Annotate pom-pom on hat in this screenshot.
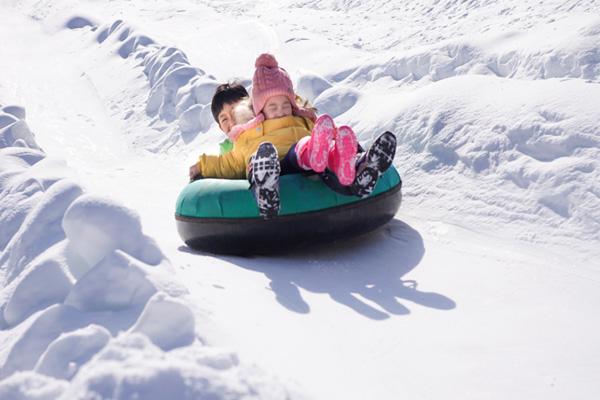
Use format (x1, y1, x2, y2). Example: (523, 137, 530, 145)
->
(251, 53, 297, 115)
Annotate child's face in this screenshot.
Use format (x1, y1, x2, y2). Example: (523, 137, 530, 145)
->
(217, 102, 237, 133)
(263, 95, 293, 120)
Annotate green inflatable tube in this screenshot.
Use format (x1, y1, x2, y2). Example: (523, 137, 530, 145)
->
(175, 167, 402, 254)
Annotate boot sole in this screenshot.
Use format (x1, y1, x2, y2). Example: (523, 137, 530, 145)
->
(335, 126, 358, 186)
(353, 132, 397, 198)
(309, 115, 335, 173)
(251, 143, 281, 218)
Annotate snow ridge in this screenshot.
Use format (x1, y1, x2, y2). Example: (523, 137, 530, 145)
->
(386, 76, 600, 246)
(0, 107, 293, 399)
(0, 106, 39, 150)
(82, 19, 219, 142)
(300, 15, 600, 251)
(334, 15, 600, 87)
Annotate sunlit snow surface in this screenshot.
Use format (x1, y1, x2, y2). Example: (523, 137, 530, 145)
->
(1, 1, 599, 399)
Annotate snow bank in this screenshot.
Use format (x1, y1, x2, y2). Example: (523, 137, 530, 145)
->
(333, 14, 600, 87)
(34, 325, 111, 380)
(0, 371, 67, 400)
(129, 293, 195, 351)
(78, 19, 219, 138)
(295, 72, 332, 103)
(287, 13, 600, 253)
(0, 105, 39, 150)
(0, 107, 292, 398)
(335, 75, 600, 251)
(61, 334, 292, 400)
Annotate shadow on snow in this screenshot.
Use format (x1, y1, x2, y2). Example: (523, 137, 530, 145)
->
(180, 219, 455, 320)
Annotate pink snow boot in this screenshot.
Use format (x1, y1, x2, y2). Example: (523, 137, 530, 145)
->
(300, 114, 336, 173)
(329, 125, 358, 186)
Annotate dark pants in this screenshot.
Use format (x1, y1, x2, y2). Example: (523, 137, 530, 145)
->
(280, 143, 364, 197)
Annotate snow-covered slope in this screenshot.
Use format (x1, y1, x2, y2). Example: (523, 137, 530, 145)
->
(0, 106, 292, 399)
(1, 1, 599, 399)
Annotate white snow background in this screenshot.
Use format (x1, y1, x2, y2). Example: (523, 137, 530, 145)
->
(1, 0, 599, 399)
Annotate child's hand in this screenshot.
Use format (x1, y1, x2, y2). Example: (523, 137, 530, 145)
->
(189, 163, 202, 182)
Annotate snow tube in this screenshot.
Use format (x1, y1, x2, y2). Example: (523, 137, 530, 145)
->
(175, 167, 402, 254)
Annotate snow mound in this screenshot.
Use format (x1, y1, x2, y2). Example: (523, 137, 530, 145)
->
(0, 105, 290, 398)
(63, 250, 158, 312)
(336, 15, 600, 87)
(1, 179, 83, 286)
(0, 106, 39, 149)
(129, 292, 195, 351)
(1, 105, 26, 120)
(287, 11, 600, 254)
(62, 194, 164, 278)
(34, 325, 111, 380)
(313, 86, 359, 118)
(60, 334, 292, 400)
(64, 16, 97, 30)
(341, 74, 600, 250)
(0, 371, 67, 400)
(2, 250, 74, 327)
(90, 20, 219, 139)
(295, 72, 332, 103)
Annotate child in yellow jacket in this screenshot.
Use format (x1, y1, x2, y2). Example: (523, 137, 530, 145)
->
(192, 53, 396, 218)
(195, 54, 321, 179)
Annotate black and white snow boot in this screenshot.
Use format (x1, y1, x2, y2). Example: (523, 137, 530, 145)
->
(249, 142, 281, 219)
(351, 131, 397, 198)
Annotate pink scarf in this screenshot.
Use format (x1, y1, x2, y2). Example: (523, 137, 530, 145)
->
(227, 106, 318, 142)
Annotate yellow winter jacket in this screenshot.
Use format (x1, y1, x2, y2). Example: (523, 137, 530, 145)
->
(198, 116, 314, 179)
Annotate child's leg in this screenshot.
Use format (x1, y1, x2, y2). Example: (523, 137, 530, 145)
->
(283, 136, 311, 174)
(248, 142, 281, 218)
(351, 131, 397, 198)
(296, 114, 335, 173)
(317, 142, 366, 196)
(328, 125, 358, 186)
(319, 169, 355, 196)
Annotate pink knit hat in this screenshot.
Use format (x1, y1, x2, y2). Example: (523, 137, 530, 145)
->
(227, 53, 317, 141)
(251, 53, 297, 115)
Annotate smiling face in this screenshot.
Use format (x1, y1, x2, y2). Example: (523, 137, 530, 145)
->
(262, 95, 293, 120)
(217, 102, 237, 134)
